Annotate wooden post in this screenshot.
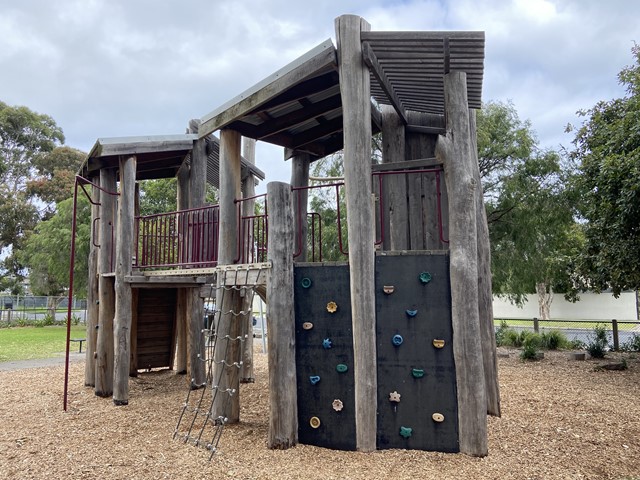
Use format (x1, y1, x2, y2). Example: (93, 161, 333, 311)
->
(435, 71, 487, 456)
(114, 155, 136, 405)
(175, 162, 190, 374)
(335, 14, 377, 452)
(212, 128, 242, 421)
(533, 317, 540, 333)
(612, 319, 619, 351)
(85, 181, 100, 387)
(380, 105, 407, 251)
(95, 167, 117, 398)
(469, 109, 500, 417)
(290, 152, 311, 261)
(266, 181, 297, 449)
(187, 134, 207, 387)
(129, 288, 138, 376)
(241, 137, 257, 383)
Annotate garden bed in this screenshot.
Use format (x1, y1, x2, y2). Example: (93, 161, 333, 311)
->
(0, 348, 638, 479)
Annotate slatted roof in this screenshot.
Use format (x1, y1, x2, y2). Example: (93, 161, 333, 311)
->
(80, 134, 264, 188)
(198, 30, 484, 159)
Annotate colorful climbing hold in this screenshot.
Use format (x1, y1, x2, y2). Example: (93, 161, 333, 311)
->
(332, 399, 344, 412)
(301, 277, 312, 288)
(383, 285, 395, 294)
(419, 272, 432, 284)
(309, 375, 321, 385)
(432, 413, 445, 423)
(405, 309, 418, 317)
(389, 391, 401, 403)
(392, 334, 404, 346)
(411, 368, 425, 378)
(302, 322, 313, 330)
(322, 338, 333, 349)
(432, 339, 445, 349)
(310, 416, 321, 428)
(399, 426, 413, 439)
(326, 301, 338, 313)
(336, 363, 348, 373)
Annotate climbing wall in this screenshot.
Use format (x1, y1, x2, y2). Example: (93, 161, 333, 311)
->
(294, 264, 356, 451)
(375, 252, 459, 452)
(294, 253, 458, 452)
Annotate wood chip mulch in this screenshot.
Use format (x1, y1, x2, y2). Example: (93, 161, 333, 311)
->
(0, 348, 639, 480)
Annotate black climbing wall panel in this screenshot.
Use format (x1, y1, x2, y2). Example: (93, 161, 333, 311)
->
(294, 264, 356, 451)
(375, 253, 459, 452)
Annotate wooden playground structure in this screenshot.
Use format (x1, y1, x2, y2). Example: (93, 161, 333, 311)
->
(71, 14, 499, 457)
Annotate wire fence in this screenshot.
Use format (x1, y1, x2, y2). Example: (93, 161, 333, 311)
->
(495, 317, 640, 350)
(0, 295, 87, 326)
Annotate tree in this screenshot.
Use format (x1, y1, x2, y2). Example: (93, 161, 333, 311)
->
(0, 102, 67, 291)
(19, 195, 91, 298)
(570, 45, 640, 298)
(26, 146, 85, 209)
(477, 101, 581, 319)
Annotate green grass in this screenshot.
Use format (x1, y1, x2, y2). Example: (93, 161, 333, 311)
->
(0, 325, 86, 362)
(494, 319, 639, 331)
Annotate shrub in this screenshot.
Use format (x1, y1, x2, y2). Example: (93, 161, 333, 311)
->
(586, 324, 609, 358)
(33, 319, 46, 328)
(569, 339, 586, 350)
(520, 335, 542, 361)
(71, 314, 81, 326)
(621, 333, 640, 352)
(541, 330, 569, 350)
(42, 313, 56, 326)
(16, 318, 27, 327)
(495, 320, 511, 345)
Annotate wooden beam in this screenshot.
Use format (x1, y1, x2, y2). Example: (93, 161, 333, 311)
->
(335, 13, 377, 453)
(113, 155, 136, 405)
(406, 124, 446, 135)
(436, 71, 487, 456)
(372, 157, 441, 172)
(291, 153, 311, 262)
(266, 181, 297, 449)
(362, 41, 408, 125)
(200, 40, 337, 137)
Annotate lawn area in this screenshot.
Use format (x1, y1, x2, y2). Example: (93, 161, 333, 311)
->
(0, 325, 86, 362)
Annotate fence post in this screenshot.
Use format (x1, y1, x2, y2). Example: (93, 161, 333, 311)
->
(533, 317, 539, 334)
(612, 319, 619, 351)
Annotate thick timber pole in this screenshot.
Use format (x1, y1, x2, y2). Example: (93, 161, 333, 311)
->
(84, 181, 100, 386)
(266, 181, 297, 449)
(241, 137, 257, 383)
(290, 152, 311, 261)
(335, 14, 377, 452)
(212, 128, 242, 422)
(95, 168, 117, 397)
(469, 109, 501, 417)
(175, 162, 190, 375)
(380, 105, 407, 251)
(435, 71, 487, 456)
(113, 155, 136, 405)
(188, 134, 207, 387)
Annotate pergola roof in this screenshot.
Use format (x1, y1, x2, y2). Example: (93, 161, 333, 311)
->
(199, 31, 484, 159)
(80, 134, 264, 188)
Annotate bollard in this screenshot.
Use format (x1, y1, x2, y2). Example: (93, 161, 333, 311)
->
(533, 317, 539, 334)
(612, 319, 619, 351)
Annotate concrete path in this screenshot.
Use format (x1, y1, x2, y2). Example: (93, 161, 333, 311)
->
(0, 352, 84, 372)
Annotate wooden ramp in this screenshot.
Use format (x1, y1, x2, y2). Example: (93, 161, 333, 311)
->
(136, 288, 177, 370)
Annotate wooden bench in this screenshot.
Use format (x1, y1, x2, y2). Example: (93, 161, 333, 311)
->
(70, 338, 86, 353)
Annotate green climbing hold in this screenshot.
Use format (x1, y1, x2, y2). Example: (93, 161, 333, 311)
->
(399, 426, 413, 439)
(301, 277, 312, 288)
(411, 368, 425, 378)
(419, 272, 432, 284)
(336, 363, 348, 373)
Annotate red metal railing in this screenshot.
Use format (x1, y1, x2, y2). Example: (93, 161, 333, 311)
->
(134, 204, 220, 269)
(234, 194, 268, 264)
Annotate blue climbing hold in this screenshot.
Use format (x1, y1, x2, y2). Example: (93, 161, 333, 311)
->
(322, 338, 333, 349)
(399, 426, 413, 439)
(419, 272, 432, 284)
(406, 309, 418, 317)
(309, 375, 321, 385)
(301, 277, 312, 288)
(392, 334, 404, 346)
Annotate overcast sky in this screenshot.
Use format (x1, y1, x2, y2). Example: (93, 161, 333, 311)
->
(1, 0, 639, 187)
